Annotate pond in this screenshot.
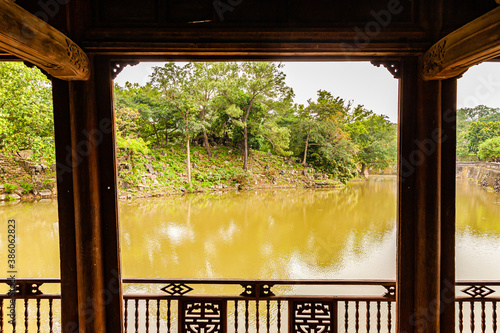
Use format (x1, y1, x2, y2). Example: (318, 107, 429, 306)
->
(1, 177, 499, 280)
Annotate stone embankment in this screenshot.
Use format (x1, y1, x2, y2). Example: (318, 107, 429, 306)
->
(457, 162, 500, 192)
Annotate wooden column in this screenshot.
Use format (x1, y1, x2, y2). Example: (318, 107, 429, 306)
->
(52, 56, 123, 333)
(52, 78, 79, 332)
(440, 78, 457, 332)
(397, 56, 456, 333)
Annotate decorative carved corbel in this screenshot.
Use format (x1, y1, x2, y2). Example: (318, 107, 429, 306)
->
(111, 61, 140, 80)
(371, 60, 401, 79)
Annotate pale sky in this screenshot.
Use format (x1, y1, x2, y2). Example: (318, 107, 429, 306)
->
(115, 61, 500, 123)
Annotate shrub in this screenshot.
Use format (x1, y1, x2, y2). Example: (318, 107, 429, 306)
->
(478, 136, 500, 161)
(4, 184, 18, 194)
(19, 181, 34, 194)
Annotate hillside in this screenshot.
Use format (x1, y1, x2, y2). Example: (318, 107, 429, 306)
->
(0, 146, 343, 202)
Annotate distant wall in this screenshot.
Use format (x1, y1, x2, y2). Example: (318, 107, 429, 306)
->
(457, 162, 500, 192)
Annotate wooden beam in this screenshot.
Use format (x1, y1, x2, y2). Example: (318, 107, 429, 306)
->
(0, 0, 90, 80)
(422, 6, 500, 80)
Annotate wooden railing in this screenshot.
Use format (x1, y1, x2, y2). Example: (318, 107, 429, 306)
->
(0, 279, 499, 332)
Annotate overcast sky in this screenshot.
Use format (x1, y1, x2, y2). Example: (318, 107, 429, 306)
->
(115, 62, 500, 123)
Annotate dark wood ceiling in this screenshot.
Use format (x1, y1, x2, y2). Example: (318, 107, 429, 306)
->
(4, 0, 498, 60)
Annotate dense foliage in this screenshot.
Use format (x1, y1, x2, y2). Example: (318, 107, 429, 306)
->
(457, 105, 500, 161)
(478, 137, 500, 162)
(0, 63, 54, 164)
(114, 63, 397, 183)
(1, 62, 398, 184)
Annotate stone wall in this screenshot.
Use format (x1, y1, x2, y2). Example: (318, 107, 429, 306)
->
(457, 162, 500, 192)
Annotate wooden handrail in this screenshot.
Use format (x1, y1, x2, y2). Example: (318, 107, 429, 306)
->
(0, 0, 90, 80)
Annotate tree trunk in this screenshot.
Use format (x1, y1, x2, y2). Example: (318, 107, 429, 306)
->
(200, 107, 212, 158)
(360, 163, 366, 177)
(302, 125, 311, 166)
(242, 99, 255, 171)
(243, 125, 248, 171)
(203, 129, 212, 158)
(164, 122, 169, 146)
(152, 123, 160, 147)
(185, 119, 191, 183)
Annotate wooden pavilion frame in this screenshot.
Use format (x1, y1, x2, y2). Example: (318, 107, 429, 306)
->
(2, 0, 500, 331)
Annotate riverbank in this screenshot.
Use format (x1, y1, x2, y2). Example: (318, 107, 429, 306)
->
(0, 146, 348, 202)
(457, 162, 500, 192)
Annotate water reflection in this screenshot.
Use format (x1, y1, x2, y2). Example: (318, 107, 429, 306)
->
(0, 177, 499, 281)
(119, 177, 397, 279)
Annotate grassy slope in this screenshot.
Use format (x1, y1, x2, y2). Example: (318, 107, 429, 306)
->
(117, 144, 341, 198)
(0, 146, 343, 201)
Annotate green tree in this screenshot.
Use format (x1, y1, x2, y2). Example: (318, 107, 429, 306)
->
(150, 63, 200, 183)
(0, 63, 54, 162)
(289, 91, 358, 182)
(217, 62, 294, 170)
(295, 90, 349, 166)
(466, 121, 500, 154)
(345, 111, 397, 174)
(190, 63, 231, 157)
(115, 82, 180, 147)
(478, 137, 500, 161)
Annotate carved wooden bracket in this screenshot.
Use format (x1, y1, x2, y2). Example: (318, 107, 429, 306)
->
(422, 6, 500, 80)
(111, 61, 140, 80)
(371, 60, 401, 79)
(0, 0, 90, 80)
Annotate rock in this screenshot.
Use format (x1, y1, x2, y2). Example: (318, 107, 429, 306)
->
(10, 194, 21, 200)
(153, 179, 159, 186)
(30, 165, 42, 175)
(17, 150, 34, 159)
(0, 194, 6, 201)
(127, 194, 132, 199)
(279, 170, 286, 175)
(39, 190, 52, 198)
(121, 163, 132, 171)
(144, 164, 155, 174)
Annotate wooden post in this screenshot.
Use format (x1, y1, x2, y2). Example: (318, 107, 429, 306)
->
(52, 56, 123, 332)
(52, 78, 80, 332)
(440, 78, 457, 332)
(397, 56, 418, 333)
(397, 57, 456, 333)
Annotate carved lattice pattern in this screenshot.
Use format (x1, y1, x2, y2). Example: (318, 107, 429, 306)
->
(161, 283, 193, 296)
(180, 300, 226, 333)
(290, 301, 336, 333)
(462, 285, 495, 298)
